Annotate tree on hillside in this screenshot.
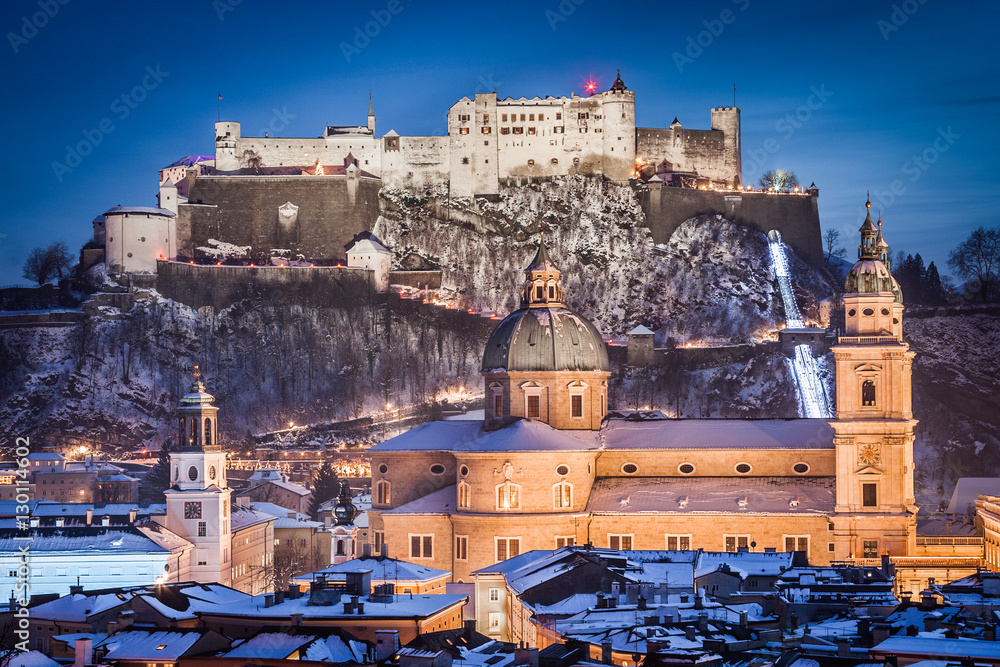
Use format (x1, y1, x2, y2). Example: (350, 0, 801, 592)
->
(758, 169, 799, 193)
(22, 241, 74, 286)
(140, 442, 172, 503)
(925, 261, 945, 305)
(948, 226, 1000, 302)
(823, 228, 846, 268)
(308, 461, 340, 520)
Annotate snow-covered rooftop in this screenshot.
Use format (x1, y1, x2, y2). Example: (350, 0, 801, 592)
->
(206, 591, 469, 620)
(0, 527, 170, 553)
(96, 630, 205, 660)
(947, 477, 1000, 514)
(303, 555, 450, 583)
(586, 476, 835, 515)
(102, 205, 176, 218)
(694, 550, 794, 578)
(872, 636, 1000, 660)
(32, 592, 129, 622)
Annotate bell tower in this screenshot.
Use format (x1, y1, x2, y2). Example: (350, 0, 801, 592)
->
(164, 366, 233, 586)
(830, 198, 917, 561)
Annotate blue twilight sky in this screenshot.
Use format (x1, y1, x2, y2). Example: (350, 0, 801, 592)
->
(0, 0, 997, 286)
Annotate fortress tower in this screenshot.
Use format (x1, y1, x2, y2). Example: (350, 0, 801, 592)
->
(830, 198, 917, 560)
(710, 106, 742, 187)
(214, 121, 241, 172)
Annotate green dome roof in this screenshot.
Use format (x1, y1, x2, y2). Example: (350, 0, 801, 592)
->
(845, 259, 903, 303)
(482, 307, 610, 373)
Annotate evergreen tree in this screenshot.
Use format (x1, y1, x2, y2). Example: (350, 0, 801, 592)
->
(925, 261, 945, 305)
(140, 442, 172, 503)
(308, 461, 340, 520)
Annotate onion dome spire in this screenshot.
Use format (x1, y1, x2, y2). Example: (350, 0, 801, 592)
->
(858, 193, 879, 260)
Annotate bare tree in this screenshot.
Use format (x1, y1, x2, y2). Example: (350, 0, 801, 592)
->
(22, 247, 54, 285)
(823, 228, 846, 268)
(758, 169, 800, 193)
(948, 226, 1000, 302)
(241, 149, 263, 173)
(45, 241, 73, 279)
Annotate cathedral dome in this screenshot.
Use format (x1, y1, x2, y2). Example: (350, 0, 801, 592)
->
(482, 306, 610, 373)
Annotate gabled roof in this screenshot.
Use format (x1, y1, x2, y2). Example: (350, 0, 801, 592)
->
(96, 630, 212, 661)
(627, 325, 655, 335)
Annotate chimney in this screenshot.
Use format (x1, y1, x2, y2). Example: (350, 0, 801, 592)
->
(275, 590, 285, 604)
(107, 620, 117, 635)
(363, 542, 372, 557)
(74, 638, 93, 667)
(924, 615, 941, 632)
(638, 595, 647, 610)
(290, 613, 302, 626)
(289, 584, 301, 599)
(375, 630, 400, 661)
(264, 594, 274, 608)
(873, 623, 890, 646)
(685, 627, 696, 641)
(837, 639, 850, 658)
(697, 615, 708, 632)
(356, 601, 365, 614)
(85, 509, 93, 526)
(611, 581, 620, 598)
(596, 593, 606, 609)
(601, 640, 613, 665)
(514, 646, 539, 667)
(129, 509, 137, 523)
(739, 611, 748, 627)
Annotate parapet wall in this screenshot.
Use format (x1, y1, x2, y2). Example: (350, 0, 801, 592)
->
(637, 185, 823, 266)
(157, 261, 375, 310)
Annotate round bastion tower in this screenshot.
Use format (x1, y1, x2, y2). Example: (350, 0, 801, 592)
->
(481, 236, 610, 431)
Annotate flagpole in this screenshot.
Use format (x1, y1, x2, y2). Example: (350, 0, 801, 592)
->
(218, 93, 221, 122)
(733, 84, 736, 107)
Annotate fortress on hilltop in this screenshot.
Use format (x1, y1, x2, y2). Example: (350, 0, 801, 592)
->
(213, 72, 742, 197)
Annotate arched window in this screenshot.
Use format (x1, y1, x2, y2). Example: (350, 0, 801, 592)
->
(204, 418, 212, 447)
(458, 481, 471, 509)
(862, 380, 876, 406)
(553, 481, 572, 509)
(189, 418, 196, 446)
(496, 482, 521, 510)
(178, 418, 185, 444)
(376, 480, 391, 505)
(336, 539, 345, 556)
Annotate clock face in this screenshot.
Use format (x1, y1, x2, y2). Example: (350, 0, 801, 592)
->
(858, 443, 881, 466)
(184, 501, 202, 519)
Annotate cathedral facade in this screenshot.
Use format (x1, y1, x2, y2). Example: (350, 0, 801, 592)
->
(368, 201, 917, 583)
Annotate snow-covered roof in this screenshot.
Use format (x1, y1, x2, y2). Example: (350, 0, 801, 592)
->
(383, 485, 455, 515)
(586, 476, 836, 515)
(303, 634, 368, 663)
(370, 418, 834, 454)
(162, 155, 214, 169)
(96, 630, 206, 660)
(231, 507, 277, 531)
(33, 502, 138, 517)
(26, 453, 64, 460)
(249, 502, 322, 528)
(304, 556, 450, 583)
(347, 237, 391, 255)
(872, 636, 1000, 660)
(627, 325, 655, 335)
(224, 633, 314, 659)
(134, 583, 252, 621)
(0, 527, 171, 553)
(207, 591, 468, 620)
(32, 592, 130, 622)
(694, 550, 794, 578)
(947, 477, 1000, 514)
(0, 651, 59, 667)
(102, 205, 176, 218)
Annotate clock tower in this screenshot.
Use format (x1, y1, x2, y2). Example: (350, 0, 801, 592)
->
(164, 367, 232, 586)
(830, 199, 918, 560)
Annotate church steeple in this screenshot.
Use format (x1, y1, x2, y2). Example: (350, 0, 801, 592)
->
(177, 365, 219, 452)
(858, 194, 879, 260)
(520, 233, 565, 308)
(367, 94, 375, 134)
(875, 212, 891, 271)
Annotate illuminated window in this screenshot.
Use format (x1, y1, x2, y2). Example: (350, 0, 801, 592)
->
(528, 127, 536, 135)
(456, 535, 468, 561)
(539, 113, 544, 121)
(496, 482, 520, 510)
(458, 481, 471, 509)
(501, 127, 510, 135)
(862, 380, 876, 406)
(482, 126, 491, 134)
(483, 114, 489, 123)
(553, 481, 572, 509)
(459, 127, 469, 135)
(494, 394, 503, 418)
(376, 480, 391, 505)
(863, 540, 878, 558)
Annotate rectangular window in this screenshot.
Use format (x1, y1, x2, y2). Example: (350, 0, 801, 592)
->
(578, 112, 589, 119)
(459, 127, 469, 135)
(482, 126, 491, 134)
(198, 521, 207, 537)
(863, 483, 877, 507)
(555, 112, 562, 120)
(488, 612, 501, 630)
(502, 114, 508, 122)
(784, 536, 809, 552)
(828, 542, 836, 552)
(496, 537, 520, 562)
(489, 588, 500, 601)
(494, 394, 503, 418)
(456, 535, 468, 561)
(483, 114, 489, 123)
(539, 113, 545, 121)
(376, 480, 390, 505)
(863, 540, 878, 558)
(513, 127, 523, 134)
(520, 114, 526, 121)
(571, 395, 583, 418)
(374, 530, 384, 555)
(528, 127, 536, 135)
(529, 114, 535, 121)
(500, 127, 510, 135)
(666, 535, 691, 550)
(527, 395, 540, 419)
(554, 126, 564, 134)
(609, 534, 633, 550)
(459, 482, 470, 508)
(459, 114, 470, 122)
(556, 536, 575, 548)
(410, 534, 434, 559)
(725, 535, 750, 552)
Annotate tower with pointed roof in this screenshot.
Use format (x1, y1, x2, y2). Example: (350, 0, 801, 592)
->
(163, 366, 233, 587)
(481, 236, 610, 431)
(368, 94, 375, 135)
(830, 197, 917, 560)
(331, 481, 359, 564)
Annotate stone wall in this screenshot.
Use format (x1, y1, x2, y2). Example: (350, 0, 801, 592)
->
(637, 185, 824, 266)
(156, 261, 374, 310)
(178, 174, 381, 263)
